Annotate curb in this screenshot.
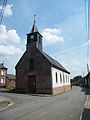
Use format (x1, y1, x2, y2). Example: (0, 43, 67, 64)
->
(0, 97, 14, 111)
(79, 95, 89, 120)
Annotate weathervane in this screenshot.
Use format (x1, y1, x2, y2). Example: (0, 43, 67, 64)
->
(34, 14, 36, 21)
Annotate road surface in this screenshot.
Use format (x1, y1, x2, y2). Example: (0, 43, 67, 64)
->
(0, 86, 87, 120)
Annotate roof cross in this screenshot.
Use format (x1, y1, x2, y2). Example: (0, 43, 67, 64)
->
(34, 14, 36, 22)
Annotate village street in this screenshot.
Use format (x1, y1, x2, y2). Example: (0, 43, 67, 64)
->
(0, 86, 87, 120)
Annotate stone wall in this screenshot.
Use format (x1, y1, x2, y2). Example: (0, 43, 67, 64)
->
(36, 49, 52, 94)
(16, 48, 52, 94)
(53, 85, 71, 95)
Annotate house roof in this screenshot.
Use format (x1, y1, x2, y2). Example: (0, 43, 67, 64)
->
(84, 72, 90, 78)
(41, 51, 70, 74)
(0, 63, 7, 69)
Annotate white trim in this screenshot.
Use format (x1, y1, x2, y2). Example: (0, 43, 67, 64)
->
(51, 67, 70, 88)
(0, 78, 4, 83)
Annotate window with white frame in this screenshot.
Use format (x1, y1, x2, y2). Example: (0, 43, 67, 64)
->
(66, 76, 67, 83)
(60, 73, 62, 83)
(56, 72, 58, 83)
(63, 74, 65, 83)
(68, 76, 69, 83)
(1, 70, 4, 75)
(1, 70, 5, 76)
(0, 78, 4, 83)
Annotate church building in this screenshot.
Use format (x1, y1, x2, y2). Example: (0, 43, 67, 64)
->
(15, 20, 71, 95)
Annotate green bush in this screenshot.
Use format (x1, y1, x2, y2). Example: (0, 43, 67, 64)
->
(8, 86, 15, 91)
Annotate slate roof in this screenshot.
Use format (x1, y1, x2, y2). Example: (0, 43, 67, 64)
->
(42, 52, 70, 74)
(84, 72, 90, 78)
(0, 63, 7, 69)
(31, 20, 38, 33)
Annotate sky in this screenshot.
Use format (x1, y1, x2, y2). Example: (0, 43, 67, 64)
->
(0, 0, 90, 78)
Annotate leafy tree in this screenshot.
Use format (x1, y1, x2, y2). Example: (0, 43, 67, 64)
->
(71, 75, 83, 85)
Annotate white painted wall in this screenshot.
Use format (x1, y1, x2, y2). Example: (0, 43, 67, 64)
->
(51, 67, 70, 88)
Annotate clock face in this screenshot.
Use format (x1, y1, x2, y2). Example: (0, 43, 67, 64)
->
(30, 35, 34, 39)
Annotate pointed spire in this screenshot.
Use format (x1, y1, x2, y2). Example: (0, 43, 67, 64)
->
(31, 15, 38, 33)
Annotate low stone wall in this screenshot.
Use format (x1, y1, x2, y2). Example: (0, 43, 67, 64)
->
(6, 80, 16, 89)
(0, 83, 6, 88)
(53, 85, 71, 95)
(65, 85, 71, 92)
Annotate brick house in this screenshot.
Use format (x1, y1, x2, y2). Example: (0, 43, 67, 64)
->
(0, 63, 7, 88)
(15, 20, 71, 95)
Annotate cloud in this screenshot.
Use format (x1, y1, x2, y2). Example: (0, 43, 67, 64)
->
(89, 39, 90, 44)
(42, 28, 64, 45)
(61, 58, 86, 78)
(0, 24, 20, 43)
(0, 4, 13, 17)
(0, 24, 23, 74)
(0, 45, 22, 56)
(0, 24, 23, 56)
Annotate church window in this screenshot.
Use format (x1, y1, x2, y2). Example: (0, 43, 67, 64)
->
(66, 76, 67, 83)
(29, 59, 34, 71)
(39, 36, 41, 43)
(63, 74, 65, 83)
(68, 76, 69, 83)
(60, 73, 62, 83)
(56, 72, 58, 83)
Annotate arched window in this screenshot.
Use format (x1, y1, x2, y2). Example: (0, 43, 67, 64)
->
(63, 74, 65, 83)
(66, 76, 67, 83)
(56, 72, 58, 83)
(68, 76, 69, 83)
(60, 74, 62, 83)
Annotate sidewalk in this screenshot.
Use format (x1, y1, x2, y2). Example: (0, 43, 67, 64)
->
(81, 94, 90, 120)
(0, 95, 13, 111)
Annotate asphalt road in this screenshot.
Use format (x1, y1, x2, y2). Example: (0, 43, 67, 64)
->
(0, 86, 87, 120)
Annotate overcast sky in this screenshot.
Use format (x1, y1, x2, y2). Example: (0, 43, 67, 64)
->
(0, 0, 90, 78)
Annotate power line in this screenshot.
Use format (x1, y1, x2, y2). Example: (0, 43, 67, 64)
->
(85, 0, 88, 44)
(85, 0, 90, 73)
(0, 0, 8, 25)
(87, 0, 90, 61)
(84, 0, 88, 74)
(87, 0, 90, 72)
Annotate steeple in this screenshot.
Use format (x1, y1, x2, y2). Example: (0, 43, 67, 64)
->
(26, 17, 43, 51)
(31, 20, 38, 33)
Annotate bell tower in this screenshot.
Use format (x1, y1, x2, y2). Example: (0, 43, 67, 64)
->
(26, 19, 43, 51)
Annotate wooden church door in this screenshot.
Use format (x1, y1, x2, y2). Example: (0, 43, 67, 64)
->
(28, 75, 36, 93)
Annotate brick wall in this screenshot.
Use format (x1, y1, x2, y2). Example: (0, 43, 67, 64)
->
(0, 69, 7, 88)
